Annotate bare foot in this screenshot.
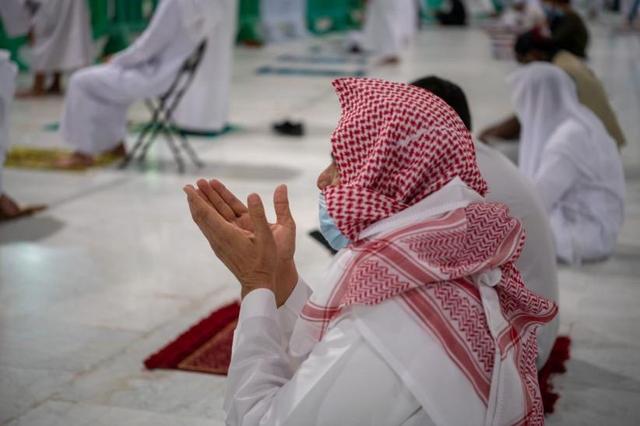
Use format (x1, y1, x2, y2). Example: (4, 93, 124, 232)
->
(47, 72, 63, 95)
(55, 152, 95, 170)
(106, 142, 127, 158)
(0, 193, 46, 222)
(378, 56, 400, 66)
(46, 85, 63, 95)
(16, 87, 49, 98)
(16, 73, 48, 98)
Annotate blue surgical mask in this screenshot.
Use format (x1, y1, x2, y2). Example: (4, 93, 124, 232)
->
(318, 193, 351, 251)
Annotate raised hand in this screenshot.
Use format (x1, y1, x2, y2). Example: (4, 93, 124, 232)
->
(184, 184, 277, 299)
(188, 179, 298, 305)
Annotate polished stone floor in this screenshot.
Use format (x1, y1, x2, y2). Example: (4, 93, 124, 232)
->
(1, 20, 639, 426)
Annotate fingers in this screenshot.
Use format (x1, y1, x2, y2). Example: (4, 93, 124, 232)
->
(184, 185, 233, 242)
(273, 184, 294, 226)
(196, 179, 236, 221)
(210, 179, 248, 217)
(247, 193, 273, 241)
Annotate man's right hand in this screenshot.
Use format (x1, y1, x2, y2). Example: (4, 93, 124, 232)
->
(194, 179, 298, 306)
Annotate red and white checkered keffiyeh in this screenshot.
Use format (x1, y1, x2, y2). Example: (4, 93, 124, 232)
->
(324, 77, 487, 241)
(298, 78, 557, 424)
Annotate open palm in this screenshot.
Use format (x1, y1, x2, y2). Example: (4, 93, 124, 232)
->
(195, 179, 296, 264)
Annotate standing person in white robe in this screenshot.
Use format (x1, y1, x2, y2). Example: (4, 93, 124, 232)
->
(16, 0, 93, 97)
(410, 75, 559, 368)
(259, 0, 306, 43)
(173, 0, 237, 134)
(355, 0, 419, 64)
(58, 0, 229, 168)
(0, 50, 45, 220)
(509, 63, 626, 264)
(183, 78, 557, 425)
(0, 0, 31, 38)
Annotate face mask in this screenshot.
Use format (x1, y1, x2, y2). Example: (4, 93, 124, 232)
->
(318, 193, 350, 251)
(543, 4, 562, 19)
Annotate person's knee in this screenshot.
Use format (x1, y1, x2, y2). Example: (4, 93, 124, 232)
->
(68, 66, 105, 94)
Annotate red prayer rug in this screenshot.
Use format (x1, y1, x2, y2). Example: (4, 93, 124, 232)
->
(144, 301, 239, 375)
(144, 302, 571, 413)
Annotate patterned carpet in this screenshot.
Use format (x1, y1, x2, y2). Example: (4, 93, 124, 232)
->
(5, 146, 121, 171)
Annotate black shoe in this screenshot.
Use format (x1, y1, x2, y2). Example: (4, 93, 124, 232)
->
(273, 120, 305, 137)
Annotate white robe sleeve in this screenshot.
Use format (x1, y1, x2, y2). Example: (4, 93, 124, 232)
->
(111, 0, 185, 68)
(224, 287, 425, 426)
(533, 149, 580, 213)
(275, 278, 312, 340)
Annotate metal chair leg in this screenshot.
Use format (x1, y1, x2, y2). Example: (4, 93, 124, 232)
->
(158, 121, 185, 173)
(119, 121, 154, 169)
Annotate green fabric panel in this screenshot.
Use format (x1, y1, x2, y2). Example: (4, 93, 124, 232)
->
(237, 0, 261, 42)
(307, 0, 359, 33)
(0, 22, 28, 71)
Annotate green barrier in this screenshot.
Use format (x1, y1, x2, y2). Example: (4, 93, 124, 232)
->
(89, 0, 111, 39)
(0, 23, 28, 71)
(235, 0, 365, 43)
(307, 0, 361, 34)
(237, 0, 262, 43)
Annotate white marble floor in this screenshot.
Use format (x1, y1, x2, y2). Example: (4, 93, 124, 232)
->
(1, 20, 640, 426)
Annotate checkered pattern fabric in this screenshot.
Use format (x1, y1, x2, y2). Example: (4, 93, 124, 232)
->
(324, 78, 487, 241)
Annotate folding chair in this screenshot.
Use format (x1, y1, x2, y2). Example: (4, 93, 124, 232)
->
(120, 40, 207, 173)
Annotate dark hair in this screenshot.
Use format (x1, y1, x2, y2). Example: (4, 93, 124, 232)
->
(514, 30, 559, 58)
(410, 76, 472, 131)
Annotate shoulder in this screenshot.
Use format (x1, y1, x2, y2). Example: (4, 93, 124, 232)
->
(552, 118, 587, 140)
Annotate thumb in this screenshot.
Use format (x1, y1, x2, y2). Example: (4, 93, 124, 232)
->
(273, 184, 294, 225)
(247, 193, 273, 241)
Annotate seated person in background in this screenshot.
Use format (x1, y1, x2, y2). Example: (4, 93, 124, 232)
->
(435, 0, 467, 26)
(0, 0, 94, 97)
(509, 63, 625, 264)
(57, 0, 220, 168)
(184, 77, 557, 425)
(479, 30, 626, 148)
(500, 0, 546, 34)
(542, 0, 589, 58)
(0, 51, 45, 220)
(411, 75, 559, 368)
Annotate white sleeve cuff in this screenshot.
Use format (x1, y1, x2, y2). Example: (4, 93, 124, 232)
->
(280, 278, 313, 316)
(239, 288, 278, 323)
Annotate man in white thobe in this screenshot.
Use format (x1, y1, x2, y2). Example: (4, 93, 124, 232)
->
(7, 0, 94, 96)
(409, 76, 559, 366)
(59, 0, 233, 168)
(173, 0, 237, 134)
(352, 0, 419, 64)
(509, 63, 625, 264)
(0, 0, 31, 38)
(0, 50, 45, 220)
(183, 78, 556, 425)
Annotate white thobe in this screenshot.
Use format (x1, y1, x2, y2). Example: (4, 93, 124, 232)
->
(30, 0, 93, 72)
(259, 0, 307, 43)
(476, 142, 559, 367)
(60, 0, 201, 155)
(361, 0, 419, 58)
(0, 51, 17, 193)
(509, 64, 626, 264)
(534, 120, 625, 263)
(173, 0, 237, 133)
(225, 284, 435, 426)
(225, 179, 530, 425)
(0, 0, 30, 37)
